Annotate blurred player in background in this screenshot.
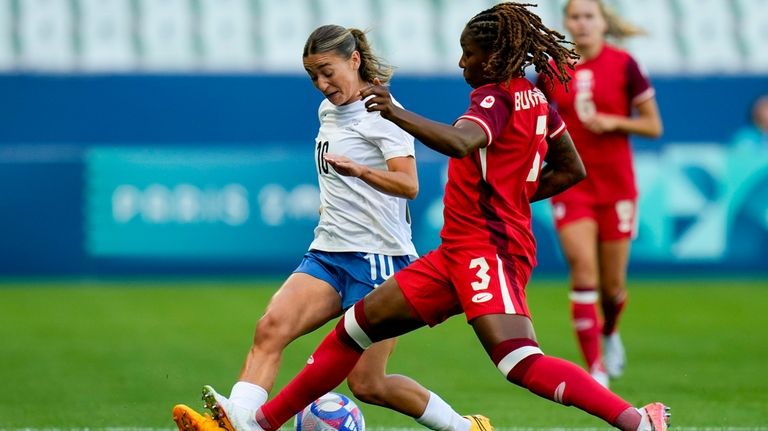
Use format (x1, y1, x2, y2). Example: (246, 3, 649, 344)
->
(536, 0, 663, 386)
(730, 94, 768, 152)
(173, 24, 483, 431)
(202, 3, 669, 431)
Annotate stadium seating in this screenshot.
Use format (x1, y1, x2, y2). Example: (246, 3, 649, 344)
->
(2, 0, 767, 75)
(736, 0, 768, 72)
(315, 0, 375, 32)
(376, 0, 440, 72)
(437, 0, 494, 70)
(676, 0, 743, 73)
(0, 0, 12, 70)
(614, 0, 682, 74)
(137, 0, 197, 70)
(198, 0, 257, 70)
(17, 0, 75, 70)
(258, 0, 313, 73)
(79, 0, 136, 71)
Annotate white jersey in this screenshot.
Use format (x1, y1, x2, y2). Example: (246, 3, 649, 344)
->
(309, 95, 418, 259)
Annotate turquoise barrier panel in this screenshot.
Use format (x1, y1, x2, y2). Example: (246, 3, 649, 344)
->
(529, 143, 768, 270)
(632, 143, 768, 267)
(86, 146, 321, 260)
(83, 144, 768, 271)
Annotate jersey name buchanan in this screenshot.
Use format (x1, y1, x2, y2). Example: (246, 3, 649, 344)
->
(514, 88, 547, 111)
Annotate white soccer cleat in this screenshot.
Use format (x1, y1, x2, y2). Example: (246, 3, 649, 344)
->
(589, 363, 610, 388)
(202, 385, 263, 431)
(639, 402, 671, 431)
(603, 332, 626, 378)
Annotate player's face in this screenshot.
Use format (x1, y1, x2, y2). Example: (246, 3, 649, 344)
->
(458, 28, 491, 88)
(564, 0, 608, 48)
(754, 98, 768, 130)
(303, 50, 363, 106)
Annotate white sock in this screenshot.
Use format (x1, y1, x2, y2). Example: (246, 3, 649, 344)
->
(415, 392, 470, 431)
(636, 407, 651, 431)
(229, 381, 269, 410)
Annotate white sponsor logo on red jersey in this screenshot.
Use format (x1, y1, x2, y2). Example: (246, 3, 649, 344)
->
(472, 292, 493, 303)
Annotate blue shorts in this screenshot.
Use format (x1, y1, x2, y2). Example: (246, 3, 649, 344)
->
(294, 250, 414, 309)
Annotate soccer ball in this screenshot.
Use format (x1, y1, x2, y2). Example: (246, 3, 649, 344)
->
(294, 392, 365, 431)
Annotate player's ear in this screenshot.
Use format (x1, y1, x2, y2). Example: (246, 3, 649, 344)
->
(350, 50, 361, 71)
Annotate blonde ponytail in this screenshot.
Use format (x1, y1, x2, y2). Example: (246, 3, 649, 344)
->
(564, 0, 645, 40)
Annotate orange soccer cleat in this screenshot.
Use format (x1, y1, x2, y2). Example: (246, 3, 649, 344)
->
(463, 415, 494, 431)
(173, 404, 227, 431)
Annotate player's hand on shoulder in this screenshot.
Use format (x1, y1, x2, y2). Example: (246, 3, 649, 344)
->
(323, 153, 366, 178)
(359, 78, 398, 119)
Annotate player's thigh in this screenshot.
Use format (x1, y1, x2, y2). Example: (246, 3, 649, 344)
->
(384, 249, 464, 329)
(261, 272, 342, 339)
(359, 275, 429, 340)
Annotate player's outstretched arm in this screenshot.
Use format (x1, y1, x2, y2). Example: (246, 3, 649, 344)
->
(360, 81, 486, 158)
(530, 130, 586, 202)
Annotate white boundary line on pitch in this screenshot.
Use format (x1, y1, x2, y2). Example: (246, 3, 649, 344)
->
(4, 428, 768, 431)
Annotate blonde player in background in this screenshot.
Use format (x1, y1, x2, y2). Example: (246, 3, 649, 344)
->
(172, 24, 490, 431)
(537, 0, 664, 386)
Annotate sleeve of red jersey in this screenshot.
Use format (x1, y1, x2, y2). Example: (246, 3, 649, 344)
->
(626, 56, 655, 106)
(547, 104, 567, 140)
(454, 85, 514, 147)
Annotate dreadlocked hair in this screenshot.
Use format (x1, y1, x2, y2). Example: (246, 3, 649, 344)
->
(465, 2, 579, 88)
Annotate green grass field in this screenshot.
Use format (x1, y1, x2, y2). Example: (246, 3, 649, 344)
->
(1, 278, 767, 430)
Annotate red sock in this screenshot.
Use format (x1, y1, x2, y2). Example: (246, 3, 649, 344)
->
(257, 321, 363, 430)
(602, 292, 627, 336)
(517, 354, 631, 425)
(570, 286, 603, 371)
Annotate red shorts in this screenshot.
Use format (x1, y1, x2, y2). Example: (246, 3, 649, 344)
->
(551, 198, 638, 241)
(393, 245, 533, 326)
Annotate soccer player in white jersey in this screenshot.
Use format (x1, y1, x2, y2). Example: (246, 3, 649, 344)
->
(172, 24, 491, 431)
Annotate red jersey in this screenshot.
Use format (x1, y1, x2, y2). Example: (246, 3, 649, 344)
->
(441, 77, 566, 266)
(537, 44, 654, 203)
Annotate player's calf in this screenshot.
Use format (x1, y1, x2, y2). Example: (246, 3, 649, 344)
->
(489, 338, 634, 426)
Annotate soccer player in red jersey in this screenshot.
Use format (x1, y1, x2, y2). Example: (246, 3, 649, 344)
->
(205, 3, 670, 431)
(536, 0, 664, 386)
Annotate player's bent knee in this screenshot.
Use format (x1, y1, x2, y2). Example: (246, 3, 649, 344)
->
(600, 281, 625, 298)
(346, 374, 385, 406)
(253, 312, 295, 348)
(490, 338, 544, 385)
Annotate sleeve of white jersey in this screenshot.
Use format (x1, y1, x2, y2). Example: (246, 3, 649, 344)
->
(363, 98, 415, 160)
